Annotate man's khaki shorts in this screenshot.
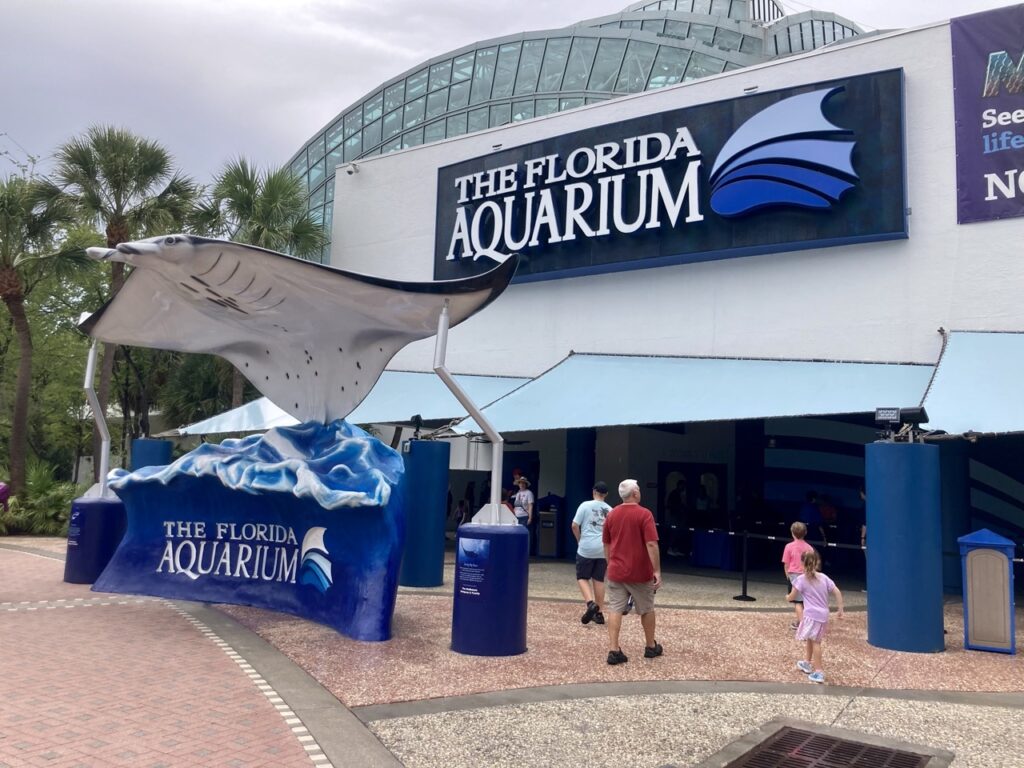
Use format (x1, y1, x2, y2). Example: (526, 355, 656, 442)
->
(605, 579, 656, 615)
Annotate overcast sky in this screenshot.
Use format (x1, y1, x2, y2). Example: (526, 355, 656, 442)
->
(0, 0, 1016, 182)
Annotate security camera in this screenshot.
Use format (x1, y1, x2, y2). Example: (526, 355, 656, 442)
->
(345, 162, 359, 175)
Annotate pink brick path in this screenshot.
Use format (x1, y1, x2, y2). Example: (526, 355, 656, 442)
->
(0, 546, 315, 768)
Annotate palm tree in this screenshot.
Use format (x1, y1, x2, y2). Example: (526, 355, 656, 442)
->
(54, 127, 197, 475)
(191, 158, 325, 406)
(0, 175, 81, 494)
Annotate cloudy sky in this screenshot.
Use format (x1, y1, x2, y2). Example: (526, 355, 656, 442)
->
(0, 0, 1015, 182)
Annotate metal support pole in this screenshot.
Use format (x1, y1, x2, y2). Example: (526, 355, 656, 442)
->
(84, 340, 111, 498)
(732, 530, 756, 602)
(433, 301, 506, 525)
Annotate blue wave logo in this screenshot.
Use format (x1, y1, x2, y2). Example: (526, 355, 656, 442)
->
(709, 87, 857, 217)
(299, 526, 333, 593)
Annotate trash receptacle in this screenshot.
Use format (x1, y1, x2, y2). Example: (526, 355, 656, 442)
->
(64, 496, 126, 584)
(958, 528, 1016, 654)
(538, 510, 557, 557)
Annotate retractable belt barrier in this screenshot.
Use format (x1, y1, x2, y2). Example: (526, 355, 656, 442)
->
(653, 523, 1021, 603)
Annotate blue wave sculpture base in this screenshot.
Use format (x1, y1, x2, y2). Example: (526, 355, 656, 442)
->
(92, 420, 405, 642)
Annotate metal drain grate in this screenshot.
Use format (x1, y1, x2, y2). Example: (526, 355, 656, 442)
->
(725, 726, 931, 768)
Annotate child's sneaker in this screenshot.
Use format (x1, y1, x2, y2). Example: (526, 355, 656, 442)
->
(796, 660, 814, 674)
(790, 622, 800, 630)
(808, 671, 825, 684)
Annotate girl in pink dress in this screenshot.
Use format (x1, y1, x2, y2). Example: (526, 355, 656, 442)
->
(786, 549, 844, 684)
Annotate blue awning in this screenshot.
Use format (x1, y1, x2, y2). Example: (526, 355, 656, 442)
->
(464, 353, 934, 433)
(174, 371, 527, 435)
(923, 331, 1024, 435)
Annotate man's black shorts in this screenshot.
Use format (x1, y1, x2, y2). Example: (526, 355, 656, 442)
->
(576, 554, 607, 582)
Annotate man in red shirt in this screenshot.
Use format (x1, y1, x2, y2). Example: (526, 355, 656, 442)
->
(601, 478, 662, 664)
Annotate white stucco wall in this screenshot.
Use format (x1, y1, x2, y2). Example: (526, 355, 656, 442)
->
(331, 21, 1024, 378)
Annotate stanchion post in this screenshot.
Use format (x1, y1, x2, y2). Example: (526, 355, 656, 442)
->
(732, 530, 756, 602)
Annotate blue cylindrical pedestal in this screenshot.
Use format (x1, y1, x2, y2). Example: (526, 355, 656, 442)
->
(451, 524, 528, 656)
(63, 497, 126, 584)
(399, 440, 450, 588)
(131, 438, 173, 470)
(866, 442, 944, 653)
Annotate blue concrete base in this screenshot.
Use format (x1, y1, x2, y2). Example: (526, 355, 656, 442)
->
(451, 524, 529, 656)
(93, 475, 405, 641)
(64, 497, 126, 584)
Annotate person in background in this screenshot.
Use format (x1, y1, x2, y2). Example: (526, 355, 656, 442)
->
(782, 521, 814, 630)
(602, 478, 662, 665)
(572, 481, 612, 626)
(787, 548, 844, 684)
(800, 491, 826, 544)
(512, 476, 534, 528)
(455, 499, 470, 526)
(0, 480, 9, 513)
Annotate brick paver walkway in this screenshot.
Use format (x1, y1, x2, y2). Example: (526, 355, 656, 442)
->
(0, 546, 317, 768)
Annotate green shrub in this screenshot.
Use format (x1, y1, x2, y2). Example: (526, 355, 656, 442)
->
(0, 459, 84, 536)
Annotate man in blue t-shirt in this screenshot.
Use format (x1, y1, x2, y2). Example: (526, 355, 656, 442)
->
(572, 481, 612, 625)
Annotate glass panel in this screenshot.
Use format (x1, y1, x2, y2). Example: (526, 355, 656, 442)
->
(326, 118, 345, 150)
(468, 106, 489, 133)
(664, 20, 690, 38)
(514, 39, 546, 94)
(381, 137, 402, 154)
(740, 35, 763, 54)
(801, 21, 813, 49)
(429, 60, 452, 91)
(403, 128, 424, 148)
(310, 184, 326, 208)
(324, 179, 334, 202)
(620, 20, 642, 30)
(404, 96, 425, 128)
(561, 37, 599, 90)
(824, 21, 835, 44)
(363, 118, 382, 148)
(587, 38, 628, 91)
(689, 24, 715, 44)
(326, 144, 344, 173)
(710, 0, 730, 15)
(559, 97, 584, 111)
(788, 25, 800, 52)
(424, 120, 446, 143)
(491, 42, 521, 98)
(512, 100, 534, 121)
(684, 51, 725, 80)
(323, 205, 333, 233)
(648, 45, 689, 88)
(693, 0, 711, 12)
(308, 157, 325, 188)
(676, 0, 693, 9)
(344, 108, 362, 138)
(446, 112, 468, 137)
(723, 61, 742, 71)
(383, 108, 401, 139)
(309, 206, 323, 226)
(470, 47, 497, 104)
(585, 96, 609, 104)
(659, 0, 676, 9)
(384, 82, 404, 112)
(452, 52, 475, 82)
(535, 97, 558, 116)
(715, 28, 742, 50)
(290, 152, 307, 178)
(308, 134, 326, 163)
(449, 79, 471, 109)
(343, 132, 362, 161)
(406, 68, 428, 100)
(364, 92, 383, 122)
(615, 39, 657, 93)
(490, 103, 511, 127)
(642, 19, 665, 34)
(426, 88, 448, 118)
(537, 37, 571, 92)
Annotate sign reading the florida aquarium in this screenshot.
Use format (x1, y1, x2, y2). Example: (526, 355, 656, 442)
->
(434, 69, 906, 282)
(951, 4, 1024, 224)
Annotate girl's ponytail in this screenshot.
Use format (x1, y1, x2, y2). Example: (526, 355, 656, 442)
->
(801, 548, 821, 581)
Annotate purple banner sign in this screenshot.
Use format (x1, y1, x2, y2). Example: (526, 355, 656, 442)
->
(952, 5, 1024, 223)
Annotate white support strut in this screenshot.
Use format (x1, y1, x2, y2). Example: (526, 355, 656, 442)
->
(84, 340, 112, 498)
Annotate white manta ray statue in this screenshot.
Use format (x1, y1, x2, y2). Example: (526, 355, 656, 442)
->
(80, 235, 518, 424)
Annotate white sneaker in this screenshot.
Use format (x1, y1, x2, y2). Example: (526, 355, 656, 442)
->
(796, 660, 814, 674)
(808, 671, 825, 684)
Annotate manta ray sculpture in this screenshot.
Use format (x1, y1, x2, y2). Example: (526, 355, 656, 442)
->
(80, 235, 517, 423)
